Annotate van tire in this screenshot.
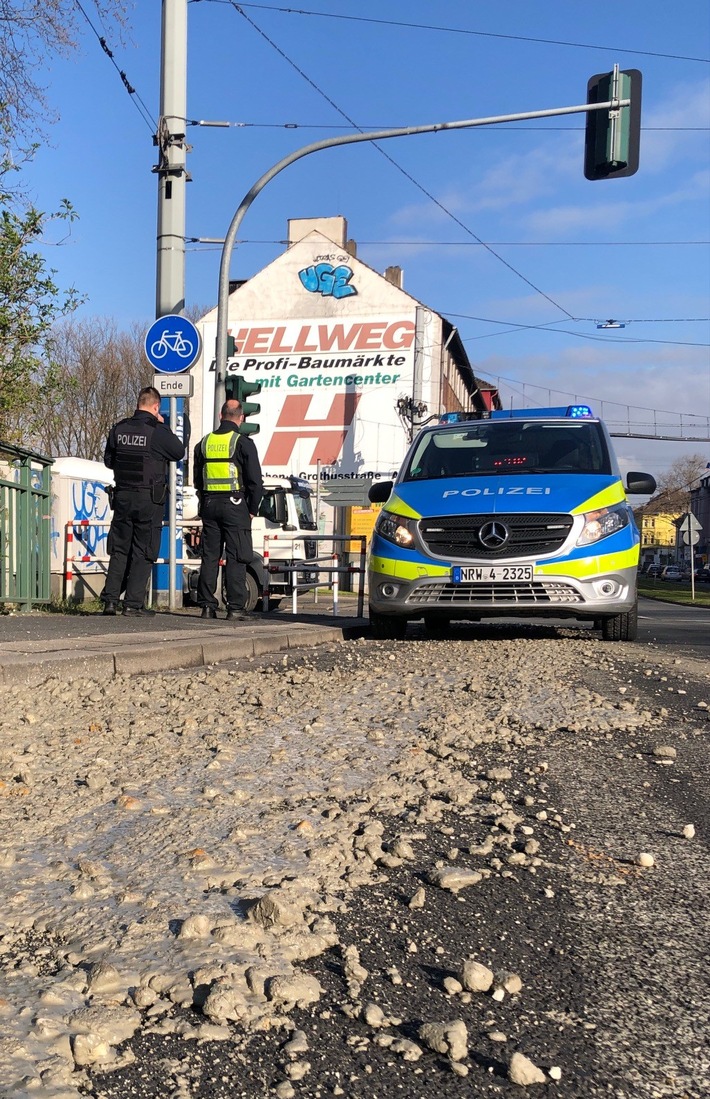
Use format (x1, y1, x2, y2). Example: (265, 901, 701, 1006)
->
(369, 609, 407, 640)
(601, 602, 638, 642)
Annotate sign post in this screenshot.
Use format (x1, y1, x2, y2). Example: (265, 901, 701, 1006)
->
(680, 512, 703, 601)
(145, 314, 201, 610)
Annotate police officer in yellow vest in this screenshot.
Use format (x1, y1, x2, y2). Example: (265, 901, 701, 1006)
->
(193, 399, 264, 620)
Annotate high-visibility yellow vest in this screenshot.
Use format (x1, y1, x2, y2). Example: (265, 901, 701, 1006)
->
(201, 431, 242, 493)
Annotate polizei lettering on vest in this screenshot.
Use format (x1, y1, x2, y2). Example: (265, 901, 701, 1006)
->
(117, 434, 148, 446)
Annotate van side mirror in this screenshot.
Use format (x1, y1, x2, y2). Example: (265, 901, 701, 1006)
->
(626, 472, 656, 495)
(368, 480, 394, 504)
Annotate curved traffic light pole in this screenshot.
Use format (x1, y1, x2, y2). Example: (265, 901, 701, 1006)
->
(213, 93, 630, 427)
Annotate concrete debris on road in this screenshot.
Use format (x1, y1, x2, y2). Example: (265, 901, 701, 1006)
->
(0, 631, 707, 1098)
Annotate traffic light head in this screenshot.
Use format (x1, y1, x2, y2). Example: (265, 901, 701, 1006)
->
(226, 376, 262, 435)
(584, 67, 641, 180)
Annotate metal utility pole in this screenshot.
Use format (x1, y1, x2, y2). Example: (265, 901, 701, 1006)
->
(156, 0, 188, 610)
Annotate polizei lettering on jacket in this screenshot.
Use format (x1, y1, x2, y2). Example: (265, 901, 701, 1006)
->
(117, 433, 148, 447)
(443, 486, 552, 496)
(228, 319, 415, 357)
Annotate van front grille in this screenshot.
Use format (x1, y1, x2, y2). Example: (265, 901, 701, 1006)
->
(419, 513, 573, 559)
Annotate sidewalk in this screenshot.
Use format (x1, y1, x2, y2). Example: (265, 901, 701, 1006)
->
(0, 593, 368, 687)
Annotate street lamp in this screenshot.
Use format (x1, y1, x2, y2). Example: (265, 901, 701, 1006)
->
(213, 84, 633, 427)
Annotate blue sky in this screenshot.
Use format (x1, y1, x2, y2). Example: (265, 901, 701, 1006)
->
(26, 0, 710, 480)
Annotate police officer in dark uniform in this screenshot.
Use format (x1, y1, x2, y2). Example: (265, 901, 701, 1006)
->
(193, 398, 263, 620)
(101, 386, 185, 617)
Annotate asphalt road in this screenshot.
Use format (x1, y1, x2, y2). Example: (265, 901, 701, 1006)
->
(0, 595, 708, 655)
(637, 596, 710, 655)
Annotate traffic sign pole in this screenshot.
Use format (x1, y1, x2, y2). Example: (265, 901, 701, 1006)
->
(679, 512, 703, 602)
(144, 313, 200, 612)
(155, 1, 188, 612)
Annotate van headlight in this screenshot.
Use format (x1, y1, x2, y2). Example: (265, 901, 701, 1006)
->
(576, 503, 630, 547)
(375, 510, 417, 548)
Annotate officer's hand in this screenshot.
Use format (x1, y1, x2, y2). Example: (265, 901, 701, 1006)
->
(155, 411, 165, 423)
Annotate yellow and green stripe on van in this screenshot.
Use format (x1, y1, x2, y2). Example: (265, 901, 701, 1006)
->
(570, 481, 626, 514)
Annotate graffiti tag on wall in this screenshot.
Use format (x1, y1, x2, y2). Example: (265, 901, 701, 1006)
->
(51, 479, 112, 565)
(72, 480, 110, 558)
(298, 263, 356, 300)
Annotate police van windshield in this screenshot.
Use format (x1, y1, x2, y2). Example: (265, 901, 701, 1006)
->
(403, 420, 611, 481)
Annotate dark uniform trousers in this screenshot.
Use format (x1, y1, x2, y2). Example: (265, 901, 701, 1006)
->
(196, 494, 253, 612)
(103, 488, 164, 609)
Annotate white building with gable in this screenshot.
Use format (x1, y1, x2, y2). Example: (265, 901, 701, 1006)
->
(191, 216, 499, 506)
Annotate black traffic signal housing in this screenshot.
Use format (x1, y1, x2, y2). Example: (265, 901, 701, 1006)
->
(227, 376, 262, 435)
(584, 67, 641, 180)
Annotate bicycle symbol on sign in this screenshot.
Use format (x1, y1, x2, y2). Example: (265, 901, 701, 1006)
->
(150, 329, 195, 359)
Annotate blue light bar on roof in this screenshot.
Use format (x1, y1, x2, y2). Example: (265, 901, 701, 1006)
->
(489, 405, 596, 420)
(439, 405, 596, 424)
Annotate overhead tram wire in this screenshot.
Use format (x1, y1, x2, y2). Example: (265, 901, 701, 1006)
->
(187, 119, 708, 132)
(443, 312, 710, 348)
(220, 3, 710, 65)
(184, 237, 708, 250)
(488, 376, 710, 436)
(73, 0, 156, 132)
(185, 236, 709, 250)
(223, 1, 577, 322)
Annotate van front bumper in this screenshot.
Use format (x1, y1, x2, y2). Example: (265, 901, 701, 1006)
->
(368, 565, 638, 620)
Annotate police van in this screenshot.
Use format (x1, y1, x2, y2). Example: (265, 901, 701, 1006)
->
(367, 406, 656, 642)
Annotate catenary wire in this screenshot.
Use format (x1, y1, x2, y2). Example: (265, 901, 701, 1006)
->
(185, 237, 708, 248)
(187, 119, 708, 132)
(202, 2, 710, 65)
(184, 242, 709, 331)
(444, 314, 710, 348)
(73, 0, 156, 132)
(223, 1, 578, 321)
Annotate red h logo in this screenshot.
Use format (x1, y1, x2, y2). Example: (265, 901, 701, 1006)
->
(263, 393, 361, 466)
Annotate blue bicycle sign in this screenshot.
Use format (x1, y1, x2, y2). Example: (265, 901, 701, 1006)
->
(145, 314, 201, 373)
(151, 330, 194, 360)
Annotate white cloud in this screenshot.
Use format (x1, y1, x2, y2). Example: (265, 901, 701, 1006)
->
(387, 76, 710, 241)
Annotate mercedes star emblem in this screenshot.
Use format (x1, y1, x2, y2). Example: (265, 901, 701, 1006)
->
(478, 520, 510, 549)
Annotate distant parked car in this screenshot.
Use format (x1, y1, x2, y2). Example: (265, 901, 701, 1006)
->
(694, 567, 710, 582)
(661, 565, 683, 581)
(645, 564, 662, 578)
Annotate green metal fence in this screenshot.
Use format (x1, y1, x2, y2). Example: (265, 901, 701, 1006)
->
(0, 442, 53, 611)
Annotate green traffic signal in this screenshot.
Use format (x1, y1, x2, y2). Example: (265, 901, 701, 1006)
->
(584, 67, 641, 180)
(228, 376, 262, 435)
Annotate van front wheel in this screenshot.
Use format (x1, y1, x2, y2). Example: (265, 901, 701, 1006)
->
(601, 602, 638, 642)
(369, 609, 408, 640)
